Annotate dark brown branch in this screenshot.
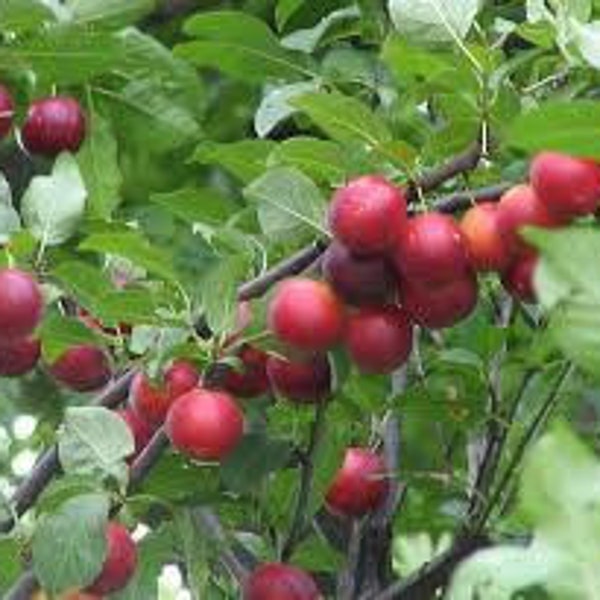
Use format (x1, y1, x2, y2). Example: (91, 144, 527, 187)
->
(0, 370, 136, 534)
(354, 414, 402, 596)
(237, 240, 328, 301)
(432, 182, 512, 214)
(5, 569, 38, 600)
(281, 400, 328, 561)
(128, 427, 170, 491)
(407, 142, 483, 203)
(474, 362, 573, 530)
(192, 507, 250, 583)
(367, 534, 490, 600)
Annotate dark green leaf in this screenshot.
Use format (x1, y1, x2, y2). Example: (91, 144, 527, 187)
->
(32, 493, 110, 595)
(221, 433, 294, 493)
(77, 111, 122, 220)
(175, 10, 314, 83)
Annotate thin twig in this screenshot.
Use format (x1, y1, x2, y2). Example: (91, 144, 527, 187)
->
(281, 401, 328, 562)
(467, 368, 537, 523)
(474, 362, 573, 530)
(192, 507, 250, 583)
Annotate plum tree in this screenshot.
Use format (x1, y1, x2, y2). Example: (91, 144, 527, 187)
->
(0, 85, 14, 139)
(460, 202, 511, 271)
(0, 337, 40, 377)
(321, 241, 396, 306)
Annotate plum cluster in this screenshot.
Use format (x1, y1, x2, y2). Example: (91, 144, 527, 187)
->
(0, 268, 116, 390)
(269, 151, 600, 381)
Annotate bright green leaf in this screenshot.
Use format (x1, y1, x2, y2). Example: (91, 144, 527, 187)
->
(21, 153, 87, 247)
(244, 166, 328, 241)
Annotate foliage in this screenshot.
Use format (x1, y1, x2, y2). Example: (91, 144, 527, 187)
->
(1, 0, 600, 599)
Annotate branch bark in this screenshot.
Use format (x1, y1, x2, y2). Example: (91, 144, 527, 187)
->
(281, 400, 328, 562)
(0, 370, 136, 534)
(407, 141, 484, 202)
(367, 533, 490, 600)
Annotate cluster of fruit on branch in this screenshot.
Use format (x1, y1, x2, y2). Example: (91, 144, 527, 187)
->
(3, 72, 600, 598)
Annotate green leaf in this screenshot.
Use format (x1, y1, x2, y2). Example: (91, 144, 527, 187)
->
(449, 424, 600, 599)
(0, 538, 21, 594)
(527, 227, 600, 304)
(36, 474, 104, 515)
(267, 137, 348, 184)
(77, 111, 122, 220)
(548, 302, 600, 377)
(0, 27, 128, 85)
(221, 433, 294, 493)
(21, 153, 87, 247)
(32, 493, 109, 595)
(94, 77, 200, 154)
(191, 140, 277, 184)
(0, 0, 56, 33)
(389, 0, 481, 44)
(52, 261, 117, 313)
(150, 188, 237, 226)
(244, 166, 328, 241)
(255, 81, 321, 138)
(507, 101, 600, 159)
(0, 174, 20, 244)
(293, 90, 392, 147)
(175, 10, 313, 83)
(199, 254, 249, 335)
(39, 312, 102, 363)
(52, 261, 158, 326)
(281, 6, 361, 53)
(66, 0, 155, 28)
(58, 407, 134, 482)
(79, 231, 177, 283)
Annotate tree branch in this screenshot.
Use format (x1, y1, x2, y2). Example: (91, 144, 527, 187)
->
(367, 533, 490, 600)
(0, 370, 136, 534)
(431, 182, 512, 214)
(354, 413, 402, 596)
(474, 362, 573, 530)
(192, 507, 250, 584)
(407, 141, 483, 203)
(237, 240, 328, 301)
(281, 400, 328, 562)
